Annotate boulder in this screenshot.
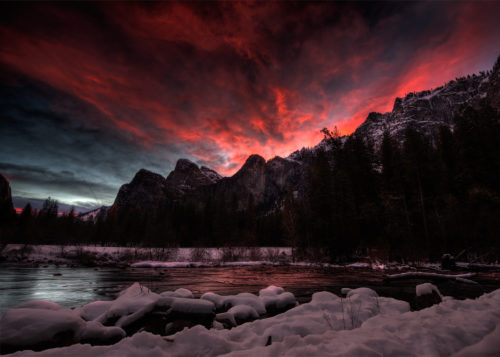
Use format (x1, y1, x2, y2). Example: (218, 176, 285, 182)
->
(414, 283, 442, 310)
(0, 304, 85, 354)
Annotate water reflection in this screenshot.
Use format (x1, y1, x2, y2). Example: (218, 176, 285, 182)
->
(1, 265, 498, 317)
(0, 265, 384, 316)
(0, 266, 103, 315)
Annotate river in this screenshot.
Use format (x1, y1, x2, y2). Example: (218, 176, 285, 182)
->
(1, 264, 499, 316)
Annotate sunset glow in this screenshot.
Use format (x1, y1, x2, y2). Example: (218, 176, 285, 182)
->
(1, 1, 499, 210)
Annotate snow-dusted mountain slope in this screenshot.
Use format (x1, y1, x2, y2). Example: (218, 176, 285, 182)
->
(355, 72, 490, 149)
(78, 206, 109, 223)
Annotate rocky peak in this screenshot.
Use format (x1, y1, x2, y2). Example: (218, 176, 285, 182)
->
(233, 155, 266, 180)
(245, 154, 266, 166)
(112, 169, 168, 215)
(131, 169, 165, 186)
(174, 158, 198, 172)
(238, 154, 266, 173)
(209, 154, 305, 211)
(166, 158, 222, 197)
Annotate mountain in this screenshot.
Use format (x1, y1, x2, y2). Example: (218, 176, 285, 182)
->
(0, 174, 15, 221)
(78, 206, 109, 223)
(197, 154, 305, 211)
(107, 56, 500, 218)
(110, 160, 223, 216)
(165, 159, 222, 198)
(112, 169, 170, 216)
(355, 71, 490, 149)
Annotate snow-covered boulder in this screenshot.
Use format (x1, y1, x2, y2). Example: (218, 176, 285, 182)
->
(259, 285, 285, 296)
(76, 301, 113, 321)
(95, 283, 160, 328)
(201, 292, 266, 315)
(0, 303, 86, 354)
(200, 292, 227, 311)
(259, 285, 297, 315)
(223, 293, 267, 315)
(14, 300, 65, 311)
(79, 321, 126, 345)
(215, 305, 260, 328)
(415, 282, 443, 310)
(202, 286, 296, 317)
(158, 297, 215, 335)
(160, 288, 193, 299)
(82, 284, 215, 336)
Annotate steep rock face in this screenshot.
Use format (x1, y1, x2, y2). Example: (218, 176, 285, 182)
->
(108, 160, 224, 216)
(355, 72, 489, 149)
(209, 155, 267, 209)
(206, 154, 304, 211)
(0, 174, 15, 221)
(112, 169, 168, 215)
(264, 156, 304, 206)
(200, 166, 223, 183)
(166, 159, 222, 198)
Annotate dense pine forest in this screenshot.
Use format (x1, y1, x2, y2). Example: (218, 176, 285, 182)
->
(1, 100, 499, 262)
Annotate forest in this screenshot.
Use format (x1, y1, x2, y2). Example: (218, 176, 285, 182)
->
(1, 100, 499, 262)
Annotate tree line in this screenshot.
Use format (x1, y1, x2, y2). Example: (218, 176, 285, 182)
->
(1, 100, 499, 262)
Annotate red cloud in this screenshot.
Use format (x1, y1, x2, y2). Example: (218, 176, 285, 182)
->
(1, 2, 499, 176)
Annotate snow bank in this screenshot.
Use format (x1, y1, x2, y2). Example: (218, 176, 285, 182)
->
(451, 324, 500, 357)
(0, 301, 126, 353)
(0, 306, 86, 347)
(5, 288, 500, 357)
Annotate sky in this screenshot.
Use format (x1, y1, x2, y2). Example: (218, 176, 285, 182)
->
(1, 1, 500, 213)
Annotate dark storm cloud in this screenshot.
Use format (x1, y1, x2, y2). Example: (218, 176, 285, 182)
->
(0, 1, 499, 210)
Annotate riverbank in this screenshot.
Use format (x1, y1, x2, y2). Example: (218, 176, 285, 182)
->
(3, 244, 499, 271)
(1, 281, 499, 356)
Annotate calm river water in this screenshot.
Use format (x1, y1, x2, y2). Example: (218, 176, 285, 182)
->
(1, 264, 499, 316)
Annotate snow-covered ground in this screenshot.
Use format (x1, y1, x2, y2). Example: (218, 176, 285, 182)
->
(1, 283, 499, 356)
(2, 245, 499, 273)
(0, 245, 390, 268)
(0, 245, 292, 267)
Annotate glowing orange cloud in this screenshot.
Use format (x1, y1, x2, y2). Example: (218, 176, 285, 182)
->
(1, 1, 499, 177)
